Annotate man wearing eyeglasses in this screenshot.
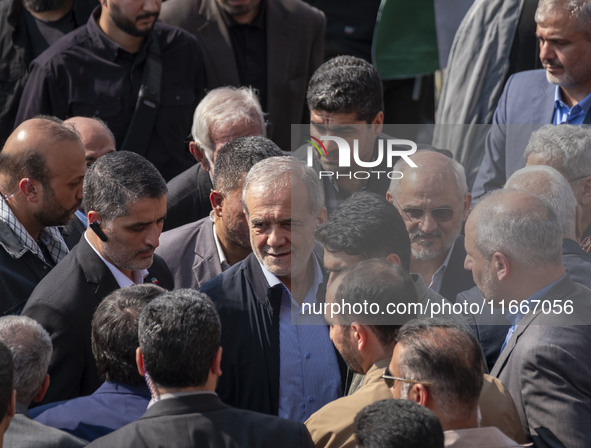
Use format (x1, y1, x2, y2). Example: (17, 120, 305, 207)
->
(305, 259, 418, 448)
(387, 319, 523, 447)
(387, 150, 474, 302)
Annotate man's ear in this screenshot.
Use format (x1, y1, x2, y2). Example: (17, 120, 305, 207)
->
(210, 191, 224, 216)
(189, 142, 211, 172)
(461, 193, 472, 221)
(385, 253, 401, 266)
(408, 383, 429, 407)
(136, 347, 146, 377)
(316, 207, 327, 225)
(492, 252, 510, 281)
(211, 346, 223, 377)
(87, 210, 101, 225)
(33, 374, 50, 403)
(371, 111, 384, 136)
(20, 178, 38, 202)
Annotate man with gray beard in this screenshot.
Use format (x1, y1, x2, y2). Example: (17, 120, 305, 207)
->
(387, 150, 475, 302)
(0, 0, 96, 146)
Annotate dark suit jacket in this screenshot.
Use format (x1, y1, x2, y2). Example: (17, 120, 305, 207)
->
(85, 393, 314, 448)
(473, 69, 591, 198)
(22, 236, 172, 404)
(156, 217, 222, 289)
(163, 164, 213, 231)
(458, 238, 591, 372)
(159, 0, 326, 151)
(34, 381, 150, 442)
(438, 235, 475, 303)
(490, 275, 591, 447)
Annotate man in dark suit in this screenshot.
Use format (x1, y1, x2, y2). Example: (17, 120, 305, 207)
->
(34, 284, 165, 442)
(157, 136, 282, 289)
(61, 116, 117, 249)
(23, 152, 173, 404)
(387, 150, 474, 303)
(159, 0, 325, 151)
(164, 86, 266, 231)
(200, 157, 342, 421)
(472, 0, 591, 199)
(465, 188, 591, 447)
(86, 289, 314, 448)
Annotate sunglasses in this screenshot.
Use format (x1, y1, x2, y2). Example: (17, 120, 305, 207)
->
(381, 367, 433, 389)
(400, 207, 456, 223)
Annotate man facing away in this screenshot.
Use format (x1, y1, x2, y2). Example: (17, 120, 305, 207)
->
(86, 289, 315, 448)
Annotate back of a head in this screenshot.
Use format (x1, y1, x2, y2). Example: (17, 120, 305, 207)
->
(192, 86, 266, 159)
(138, 289, 220, 388)
(213, 136, 283, 195)
(336, 259, 418, 347)
(506, 165, 577, 239)
(396, 319, 485, 419)
(525, 124, 591, 183)
(82, 151, 167, 223)
(354, 399, 444, 448)
(242, 156, 324, 216)
(307, 55, 383, 123)
(0, 342, 13, 422)
(473, 189, 562, 269)
(92, 284, 166, 387)
(315, 191, 411, 271)
(0, 316, 51, 406)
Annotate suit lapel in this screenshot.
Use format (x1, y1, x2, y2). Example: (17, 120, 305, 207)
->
(197, 0, 239, 86)
(529, 77, 556, 125)
(192, 220, 222, 288)
(75, 237, 120, 297)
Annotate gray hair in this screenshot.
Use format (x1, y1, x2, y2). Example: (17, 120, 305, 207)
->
(474, 190, 562, 268)
(82, 151, 167, 223)
(0, 316, 52, 406)
(506, 165, 577, 239)
(535, 0, 591, 38)
(191, 87, 266, 163)
(388, 150, 468, 200)
(242, 156, 324, 216)
(524, 124, 591, 189)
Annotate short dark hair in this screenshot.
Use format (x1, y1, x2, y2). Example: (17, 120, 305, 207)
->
(306, 55, 383, 123)
(354, 399, 444, 448)
(92, 284, 166, 386)
(0, 116, 79, 190)
(315, 191, 411, 271)
(138, 289, 221, 388)
(0, 341, 13, 422)
(396, 319, 485, 419)
(336, 259, 417, 347)
(82, 151, 167, 223)
(213, 136, 283, 195)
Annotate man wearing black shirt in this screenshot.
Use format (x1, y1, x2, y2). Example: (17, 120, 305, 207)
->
(15, 0, 206, 181)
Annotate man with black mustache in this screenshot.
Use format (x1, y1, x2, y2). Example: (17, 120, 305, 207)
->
(15, 0, 206, 181)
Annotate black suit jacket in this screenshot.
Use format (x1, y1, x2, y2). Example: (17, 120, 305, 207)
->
(159, 0, 325, 150)
(23, 236, 173, 404)
(438, 235, 475, 303)
(60, 215, 87, 250)
(164, 164, 212, 231)
(85, 393, 314, 448)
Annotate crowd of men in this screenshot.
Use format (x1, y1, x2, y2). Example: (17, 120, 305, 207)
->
(0, 0, 590, 446)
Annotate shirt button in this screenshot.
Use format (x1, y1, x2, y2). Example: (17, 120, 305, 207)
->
(305, 353, 311, 360)
(308, 396, 315, 403)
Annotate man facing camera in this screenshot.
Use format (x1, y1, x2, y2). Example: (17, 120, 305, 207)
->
(23, 152, 173, 404)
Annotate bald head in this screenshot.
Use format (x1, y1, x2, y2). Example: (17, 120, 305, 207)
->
(0, 117, 83, 190)
(506, 165, 577, 240)
(64, 117, 116, 167)
(467, 190, 562, 268)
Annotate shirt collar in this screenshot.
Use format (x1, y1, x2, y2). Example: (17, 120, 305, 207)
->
(84, 232, 149, 287)
(553, 86, 591, 124)
(148, 390, 217, 408)
(428, 238, 456, 290)
(505, 274, 566, 325)
(211, 221, 228, 268)
(216, 0, 266, 28)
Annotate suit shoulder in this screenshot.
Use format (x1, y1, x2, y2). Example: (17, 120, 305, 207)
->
(153, 21, 198, 48)
(283, 0, 325, 22)
(505, 69, 549, 91)
(159, 219, 206, 248)
(31, 25, 92, 67)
